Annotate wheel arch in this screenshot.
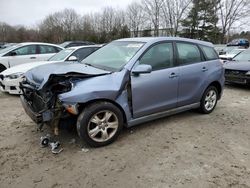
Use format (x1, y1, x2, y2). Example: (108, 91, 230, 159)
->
(78, 98, 128, 124)
(205, 81, 223, 99)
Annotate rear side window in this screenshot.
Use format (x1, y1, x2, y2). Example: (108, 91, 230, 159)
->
(39, 45, 57, 54)
(54, 47, 62, 53)
(200, 45, 218, 60)
(176, 43, 202, 65)
(139, 42, 174, 71)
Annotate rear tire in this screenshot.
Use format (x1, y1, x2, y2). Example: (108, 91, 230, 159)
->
(199, 86, 218, 114)
(77, 101, 123, 147)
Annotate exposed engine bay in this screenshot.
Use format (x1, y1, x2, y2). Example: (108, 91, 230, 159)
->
(20, 72, 108, 135)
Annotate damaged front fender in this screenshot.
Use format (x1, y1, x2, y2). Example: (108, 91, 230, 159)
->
(58, 69, 132, 122)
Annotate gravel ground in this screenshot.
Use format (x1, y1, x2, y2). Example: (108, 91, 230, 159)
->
(0, 85, 250, 188)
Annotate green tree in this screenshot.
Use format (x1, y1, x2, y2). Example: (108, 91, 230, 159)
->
(181, 0, 221, 43)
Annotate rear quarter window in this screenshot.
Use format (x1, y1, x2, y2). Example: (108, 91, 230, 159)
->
(200, 45, 218, 60)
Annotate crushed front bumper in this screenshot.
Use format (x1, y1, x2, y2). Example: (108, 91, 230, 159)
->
(225, 69, 250, 85)
(20, 95, 43, 123)
(0, 77, 23, 94)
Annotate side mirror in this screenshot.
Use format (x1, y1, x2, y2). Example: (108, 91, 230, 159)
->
(10, 51, 17, 56)
(68, 56, 78, 61)
(132, 64, 152, 75)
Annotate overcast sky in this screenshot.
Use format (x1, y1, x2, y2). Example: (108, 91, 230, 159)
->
(0, 0, 139, 27)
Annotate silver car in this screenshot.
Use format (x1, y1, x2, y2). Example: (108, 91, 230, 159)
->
(20, 37, 224, 147)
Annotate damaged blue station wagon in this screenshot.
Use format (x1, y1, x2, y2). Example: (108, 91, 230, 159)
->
(20, 37, 224, 147)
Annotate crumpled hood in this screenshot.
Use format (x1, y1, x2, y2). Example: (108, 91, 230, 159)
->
(1, 61, 57, 76)
(24, 61, 110, 89)
(223, 61, 250, 71)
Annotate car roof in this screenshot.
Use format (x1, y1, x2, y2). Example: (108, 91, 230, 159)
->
(17, 42, 64, 48)
(66, 44, 104, 50)
(116, 37, 213, 47)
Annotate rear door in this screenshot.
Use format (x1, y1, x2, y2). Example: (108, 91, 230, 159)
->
(175, 42, 208, 107)
(131, 42, 179, 118)
(37, 45, 60, 61)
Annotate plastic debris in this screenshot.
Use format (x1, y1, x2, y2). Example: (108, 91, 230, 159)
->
(40, 134, 63, 154)
(81, 148, 89, 153)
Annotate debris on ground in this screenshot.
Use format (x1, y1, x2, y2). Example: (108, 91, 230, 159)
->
(81, 148, 89, 153)
(40, 134, 63, 154)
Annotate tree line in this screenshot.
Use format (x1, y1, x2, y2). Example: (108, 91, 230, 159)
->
(0, 0, 249, 44)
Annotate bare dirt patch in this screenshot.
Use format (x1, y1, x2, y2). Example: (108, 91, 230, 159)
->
(0, 86, 250, 188)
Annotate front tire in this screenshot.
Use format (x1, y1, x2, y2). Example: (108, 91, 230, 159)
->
(199, 86, 218, 114)
(77, 102, 123, 147)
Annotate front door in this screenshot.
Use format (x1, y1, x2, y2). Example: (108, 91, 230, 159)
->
(131, 42, 179, 118)
(7, 45, 38, 67)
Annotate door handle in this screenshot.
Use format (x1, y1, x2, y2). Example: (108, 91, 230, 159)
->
(169, 72, 178, 78)
(202, 67, 208, 72)
(30, 57, 36, 59)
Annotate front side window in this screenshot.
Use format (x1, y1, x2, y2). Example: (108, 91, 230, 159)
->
(200, 45, 218, 60)
(176, 43, 202, 65)
(139, 42, 174, 71)
(0, 44, 22, 55)
(82, 41, 145, 71)
(12, 45, 37, 56)
(39, 45, 57, 54)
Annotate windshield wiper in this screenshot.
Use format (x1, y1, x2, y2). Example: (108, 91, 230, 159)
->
(83, 62, 94, 66)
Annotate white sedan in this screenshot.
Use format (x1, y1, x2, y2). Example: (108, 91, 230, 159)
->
(0, 45, 101, 94)
(219, 48, 246, 61)
(0, 42, 64, 72)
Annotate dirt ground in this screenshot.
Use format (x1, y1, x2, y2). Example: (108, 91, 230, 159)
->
(0, 85, 250, 188)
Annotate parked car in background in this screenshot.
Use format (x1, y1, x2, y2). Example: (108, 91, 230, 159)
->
(219, 48, 245, 61)
(0, 45, 102, 94)
(20, 37, 224, 147)
(0, 42, 5, 49)
(0, 42, 64, 72)
(224, 49, 250, 85)
(214, 44, 225, 55)
(227, 38, 249, 47)
(60, 41, 95, 48)
(1, 43, 17, 49)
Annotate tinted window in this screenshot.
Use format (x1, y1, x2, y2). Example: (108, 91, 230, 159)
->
(71, 47, 99, 61)
(140, 42, 174, 71)
(54, 47, 62, 53)
(67, 43, 81, 48)
(39, 45, 57, 54)
(176, 43, 202, 65)
(200, 45, 218, 60)
(12, 45, 37, 55)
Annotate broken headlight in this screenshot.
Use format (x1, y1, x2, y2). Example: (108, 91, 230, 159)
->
(7, 72, 24, 79)
(51, 81, 72, 94)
